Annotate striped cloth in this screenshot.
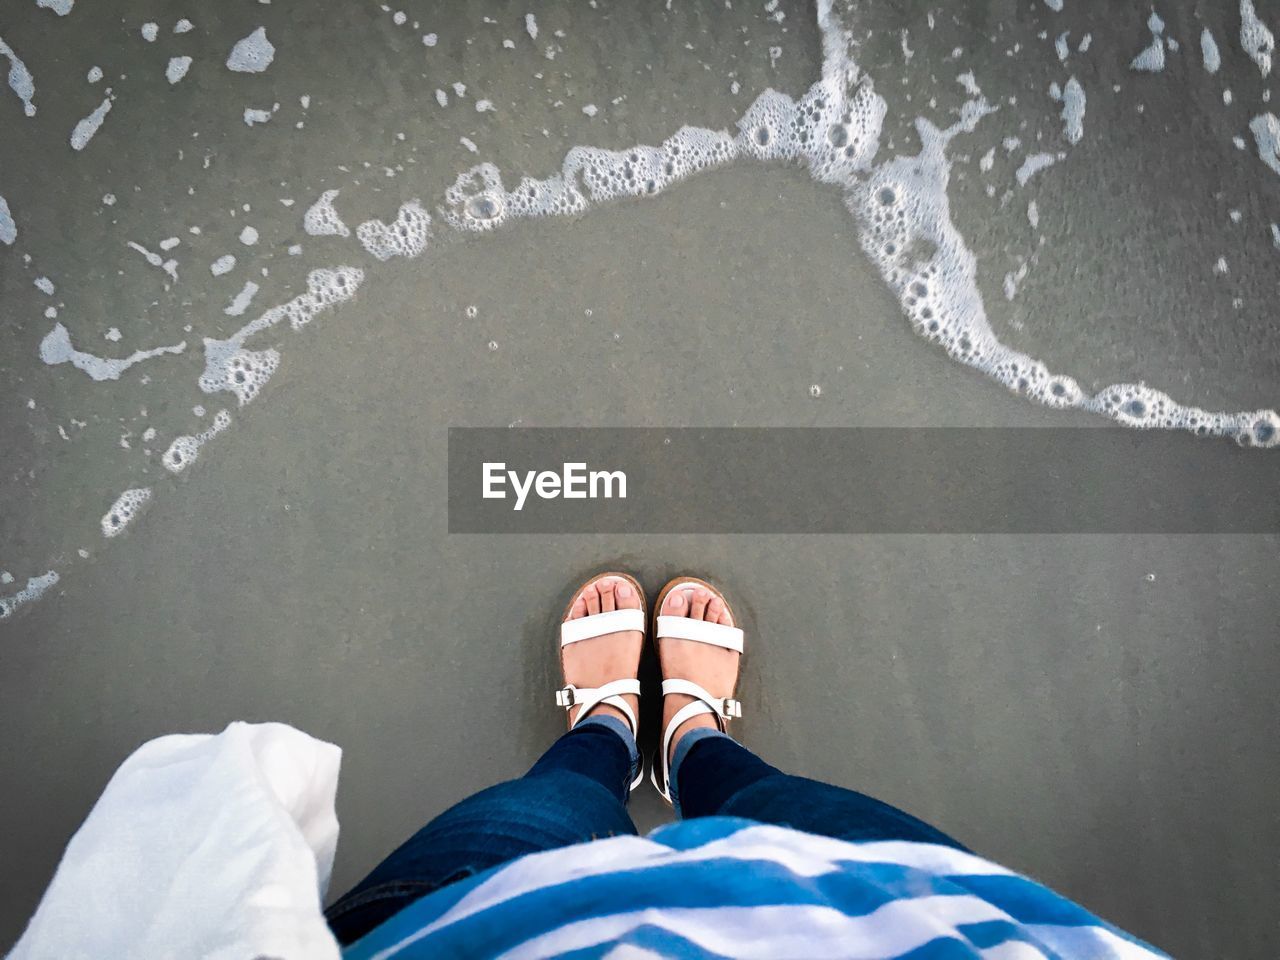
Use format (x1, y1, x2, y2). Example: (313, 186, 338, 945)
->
(343, 817, 1167, 960)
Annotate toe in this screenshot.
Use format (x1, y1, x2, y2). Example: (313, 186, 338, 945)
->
(719, 607, 734, 626)
(600, 579, 617, 612)
(666, 589, 688, 614)
(707, 596, 725, 623)
(568, 595, 587, 620)
(690, 588, 710, 621)
(584, 582, 602, 616)
(615, 578, 639, 608)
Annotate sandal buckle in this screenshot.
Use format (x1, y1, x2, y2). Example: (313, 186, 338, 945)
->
(723, 698, 742, 719)
(555, 685, 577, 708)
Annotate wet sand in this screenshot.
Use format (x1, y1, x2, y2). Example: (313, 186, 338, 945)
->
(2, 1, 1278, 956)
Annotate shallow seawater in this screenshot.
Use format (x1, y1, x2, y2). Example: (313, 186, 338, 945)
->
(2, 0, 1276, 619)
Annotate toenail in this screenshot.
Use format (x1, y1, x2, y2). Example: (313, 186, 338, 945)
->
(616, 581, 632, 599)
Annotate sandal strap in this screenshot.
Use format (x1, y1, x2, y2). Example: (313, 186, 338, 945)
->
(555, 678, 641, 737)
(661, 679, 742, 720)
(656, 614, 743, 653)
(557, 679, 645, 792)
(561, 608, 645, 646)
(652, 679, 743, 803)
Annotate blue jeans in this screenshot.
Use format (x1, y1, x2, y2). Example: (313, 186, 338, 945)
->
(325, 718, 964, 946)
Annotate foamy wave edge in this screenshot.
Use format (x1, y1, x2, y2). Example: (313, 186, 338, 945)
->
(5, 0, 1275, 621)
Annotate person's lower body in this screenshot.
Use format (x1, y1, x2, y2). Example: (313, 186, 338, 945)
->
(325, 715, 640, 946)
(669, 726, 966, 848)
(325, 717, 963, 946)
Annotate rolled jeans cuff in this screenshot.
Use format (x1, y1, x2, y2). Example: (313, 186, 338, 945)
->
(576, 714, 640, 785)
(669, 727, 732, 818)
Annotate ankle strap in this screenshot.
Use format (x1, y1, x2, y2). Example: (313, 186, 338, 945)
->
(555, 678, 641, 736)
(653, 679, 743, 803)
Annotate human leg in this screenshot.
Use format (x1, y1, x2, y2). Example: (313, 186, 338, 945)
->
(327, 574, 647, 944)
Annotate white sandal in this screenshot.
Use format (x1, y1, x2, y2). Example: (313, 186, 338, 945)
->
(650, 576, 745, 805)
(556, 572, 646, 792)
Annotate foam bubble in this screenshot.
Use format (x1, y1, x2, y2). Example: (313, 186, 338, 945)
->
(1004, 261, 1030, 300)
(199, 266, 364, 403)
(204, 347, 279, 405)
(1201, 28, 1221, 73)
(141, 22, 158, 42)
(126, 241, 179, 282)
(734, 71, 886, 185)
(1240, 0, 1275, 78)
(174, 18, 193, 34)
(166, 56, 192, 84)
(244, 107, 272, 126)
(162, 409, 232, 474)
(227, 27, 275, 73)
(101, 488, 151, 537)
(210, 254, 236, 276)
(1130, 12, 1167, 72)
(224, 280, 260, 316)
(356, 201, 431, 260)
(87, 65, 102, 83)
(1016, 152, 1058, 185)
(0, 571, 59, 620)
(36, 0, 74, 14)
(0, 35, 37, 116)
(304, 189, 350, 237)
(70, 94, 113, 150)
(1250, 113, 1280, 175)
(443, 122, 740, 233)
(1058, 77, 1085, 144)
(39, 322, 186, 381)
(0, 194, 15, 245)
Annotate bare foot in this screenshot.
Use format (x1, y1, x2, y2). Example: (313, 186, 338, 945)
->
(561, 577, 643, 729)
(659, 586, 741, 764)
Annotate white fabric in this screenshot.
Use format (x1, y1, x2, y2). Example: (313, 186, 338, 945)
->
(8, 721, 342, 960)
(560, 608, 645, 646)
(655, 615, 744, 653)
